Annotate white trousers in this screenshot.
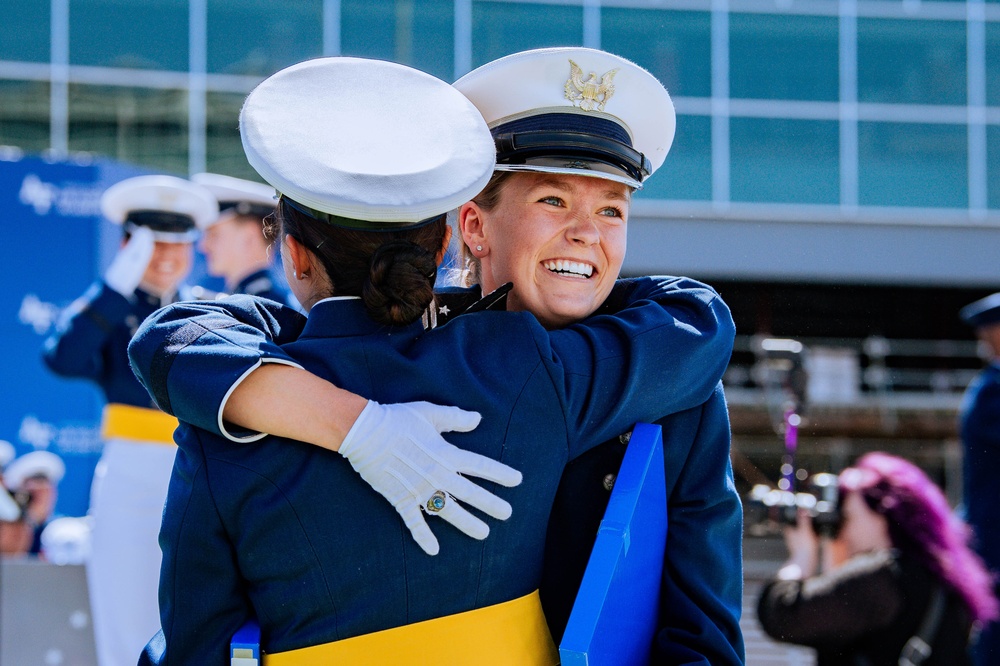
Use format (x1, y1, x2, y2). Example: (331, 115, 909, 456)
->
(87, 438, 176, 666)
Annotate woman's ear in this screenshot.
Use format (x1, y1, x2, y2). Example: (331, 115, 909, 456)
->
(458, 201, 488, 257)
(284, 234, 313, 279)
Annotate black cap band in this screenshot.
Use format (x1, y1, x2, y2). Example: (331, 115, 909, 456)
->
(126, 210, 196, 234)
(491, 113, 650, 183)
(218, 200, 276, 219)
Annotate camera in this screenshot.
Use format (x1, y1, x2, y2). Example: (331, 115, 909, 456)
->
(746, 472, 842, 537)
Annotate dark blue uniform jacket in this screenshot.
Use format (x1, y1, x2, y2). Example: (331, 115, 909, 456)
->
(128, 277, 736, 664)
(42, 281, 167, 407)
(961, 362, 1000, 664)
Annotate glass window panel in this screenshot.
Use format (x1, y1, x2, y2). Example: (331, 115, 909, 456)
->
(601, 9, 711, 99)
(730, 118, 839, 205)
(858, 122, 967, 208)
(68, 84, 188, 174)
(857, 19, 965, 106)
(70, 0, 188, 71)
(207, 0, 322, 77)
(342, 0, 453, 81)
(637, 114, 711, 202)
(471, 2, 582, 68)
(987, 23, 1000, 107)
(2, 0, 50, 62)
(205, 91, 260, 181)
(730, 13, 838, 102)
(0, 81, 50, 154)
(988, 126, 1000, 210)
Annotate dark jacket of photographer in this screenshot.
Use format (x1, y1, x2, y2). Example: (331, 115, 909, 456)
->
(757, 549, 972, 665)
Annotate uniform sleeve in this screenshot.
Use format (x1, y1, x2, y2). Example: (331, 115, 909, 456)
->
(756, 551, 902, 648)
(42, 282, 132, 381)
(138, 426, 253, 665)
(127, 295, 307, 439)
(653, 386, 745, 665)
(544, 276, 735, 454)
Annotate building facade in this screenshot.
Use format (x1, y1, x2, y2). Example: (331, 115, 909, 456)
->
(4, 0, 1000, 493)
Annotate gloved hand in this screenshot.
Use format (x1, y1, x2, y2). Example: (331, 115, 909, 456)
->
(338, 400, 523, 556)
(104, 226, 155, 296)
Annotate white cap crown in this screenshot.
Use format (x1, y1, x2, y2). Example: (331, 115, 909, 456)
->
(454, 47, 675, 189)
(240, 57, 496, 226)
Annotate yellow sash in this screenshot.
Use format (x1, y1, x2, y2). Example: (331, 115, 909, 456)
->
(265, 590, 558, 666)
(100, 403, 178, 445)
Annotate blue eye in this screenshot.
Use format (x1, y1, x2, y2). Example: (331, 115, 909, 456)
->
(539, 196, 563, 206)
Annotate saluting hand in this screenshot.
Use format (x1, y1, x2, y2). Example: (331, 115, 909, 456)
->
(338, 400, 522, 556)
(104, 226, 155, 297)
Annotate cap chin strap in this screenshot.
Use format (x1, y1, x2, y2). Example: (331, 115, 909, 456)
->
(492, 130, 650, 185)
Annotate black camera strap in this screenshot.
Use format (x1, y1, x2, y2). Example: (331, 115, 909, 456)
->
(898, 584, 946, 666)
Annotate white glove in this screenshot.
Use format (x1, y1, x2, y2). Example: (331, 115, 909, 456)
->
(339, 400, 523, 556)
(104, 226, 155, 296)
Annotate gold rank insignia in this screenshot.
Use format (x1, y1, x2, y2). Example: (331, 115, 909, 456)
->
(564, 60, 619, 112)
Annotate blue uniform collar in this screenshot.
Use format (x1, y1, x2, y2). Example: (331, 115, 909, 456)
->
(299, 298, 424, 339)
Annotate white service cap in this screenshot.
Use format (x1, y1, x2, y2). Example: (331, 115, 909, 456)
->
(453, 47, 676, 189)
(101, 175, 219, 242)
(3, 450, 65, 491)
(41, 516, 92, 565)
(240, 57, 496, 227)
(191, 173, 277, 223)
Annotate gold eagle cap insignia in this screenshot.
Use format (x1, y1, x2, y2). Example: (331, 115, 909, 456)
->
(564, 60, 619, 112)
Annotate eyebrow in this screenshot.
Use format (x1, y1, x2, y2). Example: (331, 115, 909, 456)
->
(529, 176, 630, 202)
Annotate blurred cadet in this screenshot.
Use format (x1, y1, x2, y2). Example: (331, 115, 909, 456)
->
(41, 174, 217, 666)
(960, 292, 1000, 666)
(758, 452, 998, 666)
(192, 172, 291, 304)
(127, 48, 742, 663)
(130, 55, 733, 663)
(40, 516, 93, 565)
(3, 450, 65, 555)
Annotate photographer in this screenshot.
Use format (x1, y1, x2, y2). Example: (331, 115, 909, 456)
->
(1, 451, 65, 556)
(757, 453, 998, 665)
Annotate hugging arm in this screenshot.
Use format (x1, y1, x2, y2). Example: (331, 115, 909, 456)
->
(127, 295, 519, 556)
(551, 276, 735, 451)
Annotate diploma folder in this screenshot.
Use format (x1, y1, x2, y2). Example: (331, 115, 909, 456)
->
(558, 422, 667, 666)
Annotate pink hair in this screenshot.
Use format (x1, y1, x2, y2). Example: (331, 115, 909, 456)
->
(840, 452, 999, 624)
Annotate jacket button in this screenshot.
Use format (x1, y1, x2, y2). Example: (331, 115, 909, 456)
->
(603, 473, 616, 492)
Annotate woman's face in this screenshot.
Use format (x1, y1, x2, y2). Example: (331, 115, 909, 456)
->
(838, 490, 891, 557)
(140, 240, 193, 296)
(465, 172, 629, 329)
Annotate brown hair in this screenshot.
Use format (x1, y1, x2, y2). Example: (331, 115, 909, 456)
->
(269, 199, 447, 326)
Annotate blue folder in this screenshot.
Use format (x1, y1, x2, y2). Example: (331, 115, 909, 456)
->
(230, 618, 260, 666)
(558, 422, 667, 666)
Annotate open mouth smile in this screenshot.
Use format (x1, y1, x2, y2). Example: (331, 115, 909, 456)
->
(543, 260, 594, 279)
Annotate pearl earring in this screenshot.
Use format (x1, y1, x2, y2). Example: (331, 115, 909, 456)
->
(476, 245, 483, 252)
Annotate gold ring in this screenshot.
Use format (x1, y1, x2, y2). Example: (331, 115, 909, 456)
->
(426, 490, 447, 513)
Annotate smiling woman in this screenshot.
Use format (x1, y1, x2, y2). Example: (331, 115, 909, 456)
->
(459, 172, 629, 328)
